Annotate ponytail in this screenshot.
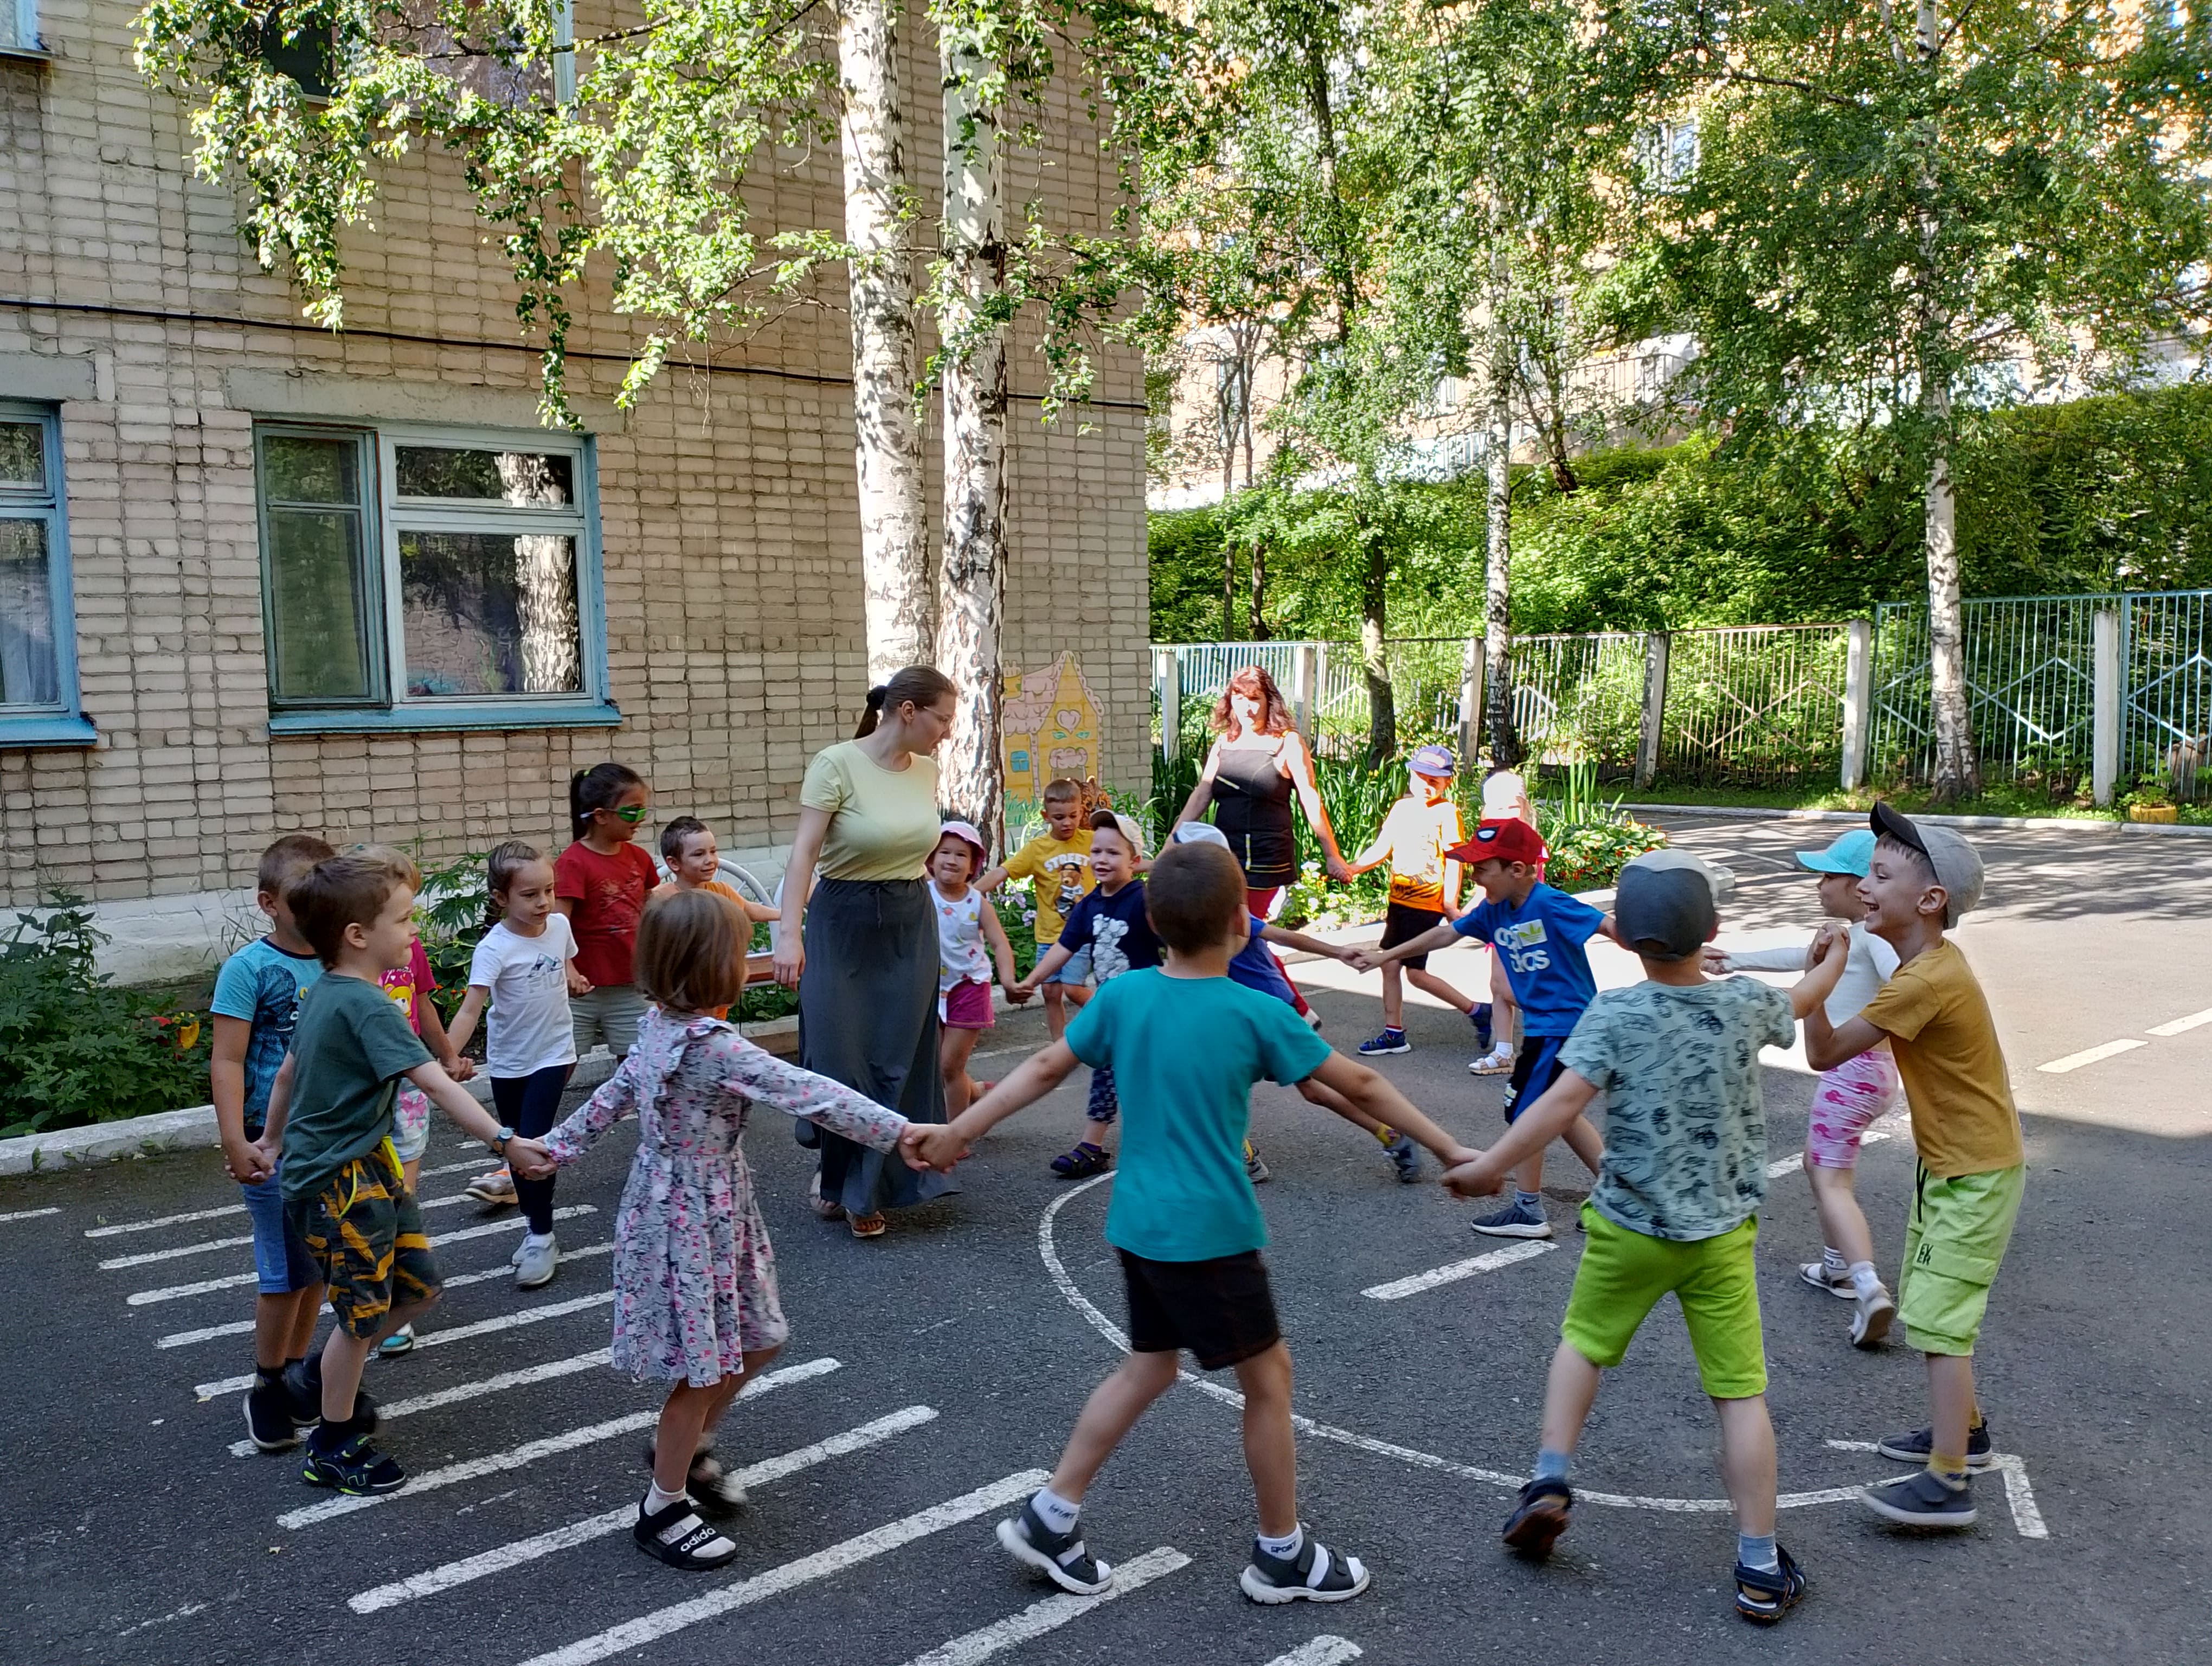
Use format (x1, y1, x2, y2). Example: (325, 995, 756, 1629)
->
(570, 760, 645, 839)
(854, 684, 889, 739)
(855, 665, 957, 740)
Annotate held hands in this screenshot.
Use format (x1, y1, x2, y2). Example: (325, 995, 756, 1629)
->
(1324, 854, 1354, 884)
(222, 1136, 274, 1187)
(443, 1052, 477, 1084)
(1699, 946, 1732, 975)
(1003, 981, 1032, 1005)
(1346, 947, 1384, 973)
(504, 1136, 556, 1181)
(565, 968, 595, 998)
(1810, 920, 1850, 965)
(1441, 1149, 1510, 1200)
(899, 1123, 970, 1172)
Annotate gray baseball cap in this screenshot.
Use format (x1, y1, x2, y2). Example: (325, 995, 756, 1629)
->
(1869, 802, 1984, 925)
(1614, 848, 1735, 962)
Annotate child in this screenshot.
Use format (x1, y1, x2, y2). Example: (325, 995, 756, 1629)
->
(539, 889, 912, 1571)
(904, 841, 1477, 1605)
(983, 777, 1097, 1041)
(1470, 764, 1537, 1073)
(1354, 817, 1614, 1238)
(1707, 827, 1902, 1347)
(211, 833, 335, 1451)
(446, 842, 582, 1290)
(1444, 848, 1847, 1624)
(1803, 805, 2021, 1529)
(559, 760, 659, 1057)
(255, 855, 554, 1496)
(1343, 744, 1490, 1058)
(358, 846, 475, 1356)
(654, 816, 780, 1020)
(930, 820, 1024, 1117)
(1012, 810, 1160, 1178)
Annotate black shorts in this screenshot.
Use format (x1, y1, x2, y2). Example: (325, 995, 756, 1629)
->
(1503, 1034, 1572, 1123)
(1378, 900, 1446, 970)
(1118, 1248, 1282, 1371)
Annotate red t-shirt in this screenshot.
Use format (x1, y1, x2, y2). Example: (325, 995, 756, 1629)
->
(555, 840, 660, 989)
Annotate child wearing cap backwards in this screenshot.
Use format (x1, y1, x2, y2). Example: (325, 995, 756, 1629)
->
(1803, 805, 2022, 1530)
(1707, 828, 1902, 1348)
(929, 821, 1025, 1117)
(1445, 849, 1850, 1625)
(1343, 745, 1491, 1059)
(1354, 816, 1616, 1239)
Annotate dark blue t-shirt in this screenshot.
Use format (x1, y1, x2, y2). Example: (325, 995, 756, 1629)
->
(1229, 915, 1297, 1004)
(209, 935, 324, 1136)
(1451, 882, 1606, 1036)
(1057, 879, 1163, 983)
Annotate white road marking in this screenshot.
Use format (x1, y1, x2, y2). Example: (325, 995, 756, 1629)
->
(95, 1191, 483, 1265)
(0, 1206, 61, 1224)
(895, 1546, 1189, 1666)
(100, 1233, 256, 1270)
(126, 1206, 594, 1305)
(227, 1348, 613, 1455)
(88, 1203, 245, 1237)
(347, 1400, 928, 1612)
(2146, 1007, 2212, 1037)
(1261, 1639, 1363, 1666)
(507, 1469, 1051, 1666)
(1824, 1438, 2046, 1539)
(2037, 1037, 2146, 1074)
(1360, 1240, 1555, 1300)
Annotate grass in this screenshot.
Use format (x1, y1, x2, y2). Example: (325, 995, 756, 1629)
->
(1617, 779, 2212, 824)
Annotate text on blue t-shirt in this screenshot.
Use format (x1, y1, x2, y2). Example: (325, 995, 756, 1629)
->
(209, 935, 325, 1136)
(1451, 882, 1606, 1035)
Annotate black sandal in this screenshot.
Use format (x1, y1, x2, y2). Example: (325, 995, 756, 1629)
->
(1734, 1545, 1806, 1623)
(1050, 1142, 1111, 1178)
(633, 1497, 738, 1571)
(1501, 1477, 1573, 1559)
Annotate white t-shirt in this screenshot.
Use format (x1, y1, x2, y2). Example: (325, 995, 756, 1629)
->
(468, 915, 580, 1078)
(931, 881, 991, 993)
(1726, 920, 1900, 1028)
(1481, 770, 1532, 822)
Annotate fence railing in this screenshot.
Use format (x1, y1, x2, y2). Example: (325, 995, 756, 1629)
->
(1153, 588, 2212, 799)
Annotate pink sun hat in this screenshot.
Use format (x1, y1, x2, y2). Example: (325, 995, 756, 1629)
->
(936, 819, 989, 872)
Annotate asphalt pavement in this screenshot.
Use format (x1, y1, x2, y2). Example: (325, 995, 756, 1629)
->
(2, 812, 2207, 1666)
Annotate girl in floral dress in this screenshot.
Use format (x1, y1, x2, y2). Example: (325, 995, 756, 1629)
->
(543, 888, 910, 1572)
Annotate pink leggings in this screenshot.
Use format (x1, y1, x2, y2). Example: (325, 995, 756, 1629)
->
(1806, 1048, 1901, 1169)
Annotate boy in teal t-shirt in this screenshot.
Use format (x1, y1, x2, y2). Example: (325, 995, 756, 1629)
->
(907, 841, 1475, 1609)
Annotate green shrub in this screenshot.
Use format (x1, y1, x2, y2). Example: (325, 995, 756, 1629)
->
(0, 894, 214, 1137)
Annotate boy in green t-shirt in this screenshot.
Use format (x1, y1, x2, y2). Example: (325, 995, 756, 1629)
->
(258, 855, 553, 1498)
(907, 842, 1476, 1606)
(983, 777, 1097, 1039)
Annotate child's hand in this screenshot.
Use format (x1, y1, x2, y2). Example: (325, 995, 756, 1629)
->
(505, 1137, 556, 1180)
(1328, 944, 1360, 965)
(1442, 1151, 1508, 1199)
(443, 1052, 476, 1084)
(1699, 946, 1732, 975)
(900, 1123, 968, 1172)
(1347, 948, 1382, 973)
(1324, 854, 1353, 883)
(222, 1135, 272, 1186)
(1004, 981, 1031, 1005)
(1811, 921, 1849, 965)
(566, 968, 594, 997)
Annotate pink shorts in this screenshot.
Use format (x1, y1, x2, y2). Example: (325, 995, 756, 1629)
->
(1806, 1048, 1901, 1169)
(940, 978, 994, 1031)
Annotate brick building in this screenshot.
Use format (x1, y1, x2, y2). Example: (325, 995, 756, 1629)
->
(0, 3, 1148, 980)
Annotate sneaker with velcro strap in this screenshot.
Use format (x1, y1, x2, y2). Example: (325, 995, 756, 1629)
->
(1875, 1421, 1995, 1471)
(995, 1496, 1113, 1595)
(242, 1378, 302, 1451)
(1733, 1544, 1808, 1623)
(633, 1496, 740, 1571)
(1501, 1477, 1573, 1558)
(1239, 1530, 1371, 1604)
(1862, 1468, 1977, 1528)
(300, 1431, 406, 1496)
(1384, 1132, 1422, 1184)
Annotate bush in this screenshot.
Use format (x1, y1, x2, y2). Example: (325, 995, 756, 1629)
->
(0, 894, 213, 1137)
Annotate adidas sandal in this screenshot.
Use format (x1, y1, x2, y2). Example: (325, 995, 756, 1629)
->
(634, 1497, 739, 1571)
(1239, 1532, 1372, 1604)
(1734, 1545, 1807, 1623)
(996, 1497, 1113, 1595)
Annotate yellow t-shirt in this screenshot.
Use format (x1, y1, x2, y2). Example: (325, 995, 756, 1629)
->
(1375, 795, 1464, 911)
(799, 741, 944, 882)
(1000, 829, 1096, 944)
(1858, 938, 2022, 1177)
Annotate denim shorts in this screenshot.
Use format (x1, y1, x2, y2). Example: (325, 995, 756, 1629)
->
(1045, 946, 1092, 987)
(241, 1159, 320, 1296)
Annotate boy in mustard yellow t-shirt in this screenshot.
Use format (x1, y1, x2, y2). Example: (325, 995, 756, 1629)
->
(983, 778, 1096, 1040)
(1804, 804, 2023, 1531)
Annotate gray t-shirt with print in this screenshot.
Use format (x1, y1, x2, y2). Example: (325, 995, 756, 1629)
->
(1559, 977, 1797, 1242)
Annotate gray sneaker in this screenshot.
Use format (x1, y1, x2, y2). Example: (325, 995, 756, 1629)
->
(514, 1232, 560, 1290)
(1876, 1421, 1995, 1471)
(1471, 1197, 1553, 1239)
(1862, 1468, 1976, 1528)
(1384, 1133, 1422, 1184)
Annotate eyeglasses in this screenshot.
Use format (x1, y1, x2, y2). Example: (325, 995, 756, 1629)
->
(604, 804, 648, 824)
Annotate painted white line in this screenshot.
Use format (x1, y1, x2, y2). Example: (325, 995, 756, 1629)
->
(198, 1287, 616, 1398)
(1261, 1639, 1362, 1666)
(227, 1348, 614, 1456)
(100, 1232, 256, 1270)
(1995, 1454, 2048, 1539)
(2037, 1037, 2146, 1074)
(166, 1307, 330, 1350)
(2146, 1007, 2212, 1037)
(508, 1469, 1051, 1666)
(895, 1545, 1189, 1666)
(87, 1203, 246, 1238)
(127, 1206, 594, 1305)
(0, 1206, 61, 1224)
(347, 1400, 928, 1612)
(1360, 1239, 1555, 1301)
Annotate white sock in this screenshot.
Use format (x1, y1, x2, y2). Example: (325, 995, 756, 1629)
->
(1822, 1245, 1848, 1277)
(1848, 1260, 1883, 1298)
(1031, 1486, 1081, 1534)
(645, 1481, 689, 1515)
(1257, 1526, 1303, 1561)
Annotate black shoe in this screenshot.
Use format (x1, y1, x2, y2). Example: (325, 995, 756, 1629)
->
(633, 1497, 739, 1571)
(300, 1431, 407, 1495)
(1502, 1477, 1572, 1558)
(243, 1378, 302, 1451)
(1734, 1545, 1806, 1623)
(1239, 1532, 1371, 1604)
(996, 1496, 1113, 1595)
(284, 1360, 379, 1434)
(1875, 1421, 1994, 1471)
(1862, 1469, 1976, 1528)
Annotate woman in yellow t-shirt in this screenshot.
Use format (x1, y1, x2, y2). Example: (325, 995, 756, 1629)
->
(773, 665, 962, 1238)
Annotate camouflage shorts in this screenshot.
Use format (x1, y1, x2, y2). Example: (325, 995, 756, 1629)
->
(286, 1144, 441, 1338)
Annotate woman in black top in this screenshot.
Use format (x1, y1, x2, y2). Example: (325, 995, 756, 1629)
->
(1173, 663, 1352, 913)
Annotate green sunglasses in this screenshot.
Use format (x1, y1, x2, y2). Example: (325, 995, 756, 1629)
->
(602, 804, 648, 824)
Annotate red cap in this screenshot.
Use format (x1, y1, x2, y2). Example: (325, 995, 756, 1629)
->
(1447, 817, 1548, 868)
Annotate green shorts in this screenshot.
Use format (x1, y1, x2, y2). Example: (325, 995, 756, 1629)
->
(285, 1143, 441, 1338)
(1899, 1162, 2024, 1356)
(1561, 1206, 1767, 1400)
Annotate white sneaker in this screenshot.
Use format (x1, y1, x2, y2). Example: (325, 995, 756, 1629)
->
(466, 1165, 517, 1206)
(1849, 1284, 1895, 1349)
(515, 1232, 560, 1290)
(1468, 1043, 1515, 1076)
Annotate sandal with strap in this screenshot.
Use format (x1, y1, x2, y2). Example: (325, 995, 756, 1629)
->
(1734, 1544, 1807, 1623)
(633, 1497, 739, 1571)
(1050, 1141, 1111, 1179)
(848, 1211, 888, 1238)
(1239, 1530, 1372, 1604)
(1501, 1477, 1573, 1559)
(996, 1496, 1114, 1595)
(807, 1170, 845, 1221)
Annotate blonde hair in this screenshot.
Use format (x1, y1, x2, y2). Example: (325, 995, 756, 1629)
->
(351, 843, 423, 892)
(635, 888, 747, 1016)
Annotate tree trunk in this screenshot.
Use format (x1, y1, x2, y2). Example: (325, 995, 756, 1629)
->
(838, 0, 931, 683)
(1360, 516, 1396, 766)
(1483, 290, 1521, 768)
(1247, 536, 1268, 639)
(934, 21, 1008, 854)
(1923, 423, 1979, 799)
(1223, 536, 1236, 640)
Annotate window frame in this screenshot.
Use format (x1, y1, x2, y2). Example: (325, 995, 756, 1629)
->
(255, 419, 618, 735)
(0, 0, 49, 59)
(0, 400, 94, 748)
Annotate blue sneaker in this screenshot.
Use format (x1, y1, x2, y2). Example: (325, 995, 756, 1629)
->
(1472, 1003, 1493, 1052)
(1358, 1029, 1411, 1055)
(1472, 1197, 1553, 1239)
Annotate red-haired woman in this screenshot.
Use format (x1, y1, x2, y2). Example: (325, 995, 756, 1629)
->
(1173, 664, 1352, 916)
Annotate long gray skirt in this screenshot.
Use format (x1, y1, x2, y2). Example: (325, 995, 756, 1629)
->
(799, 877, 958, 1215)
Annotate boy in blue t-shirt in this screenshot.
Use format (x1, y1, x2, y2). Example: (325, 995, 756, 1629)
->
(209, 832, 335, 1453)
(1356, 817, 1619, 1239)
(908, 841, 1475, 1607)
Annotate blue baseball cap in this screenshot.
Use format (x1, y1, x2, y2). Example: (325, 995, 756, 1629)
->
(1408, 744, 1457, 778)
(1793, 828, 1877, 877)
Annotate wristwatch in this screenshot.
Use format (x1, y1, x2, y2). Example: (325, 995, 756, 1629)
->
(490, 1125, 516, 1155)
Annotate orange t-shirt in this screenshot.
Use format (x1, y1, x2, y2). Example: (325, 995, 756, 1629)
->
(651, 878, 751, 1020)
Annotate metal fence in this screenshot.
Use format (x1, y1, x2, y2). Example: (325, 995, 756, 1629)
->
(1508, 631, 1644, 773)
(2124, 591, 2212, 794)
(1662, 624, 1852, 786)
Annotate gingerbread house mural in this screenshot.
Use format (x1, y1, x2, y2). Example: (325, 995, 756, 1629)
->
(1001, 653, 1104, 803)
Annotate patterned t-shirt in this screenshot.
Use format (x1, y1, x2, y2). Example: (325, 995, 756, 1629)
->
(1057, 879, 1162, 984)
(1560, 976, 1798, 1241)
(209, 935, 324, 1137)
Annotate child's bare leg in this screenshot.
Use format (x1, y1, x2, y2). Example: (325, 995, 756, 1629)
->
(284, 1283, 325, 1359)
(318, 1294, 434, 1422)
(652, 1377, 742, 1494)
(256, 1287, 318, 1369)
(699, 1344, 784, 1449)
(1713, 1394, 1779, 1537)
(941, 1026, 980, 1118)
(1232, 1341, 1299, 1537)
(1407, 967, 1474, 1014)
(1047, 1349, 1181, 1503)
(1381, 963, 1406, 1031)
(401, 1157, 421, 1193)
(1490, 956, 1517, 1047)
(1808, 1163, 1877, 1269)
(1927, 1353, 1978, 1468)
(1043, 982, 1068, 1042)
(1537, 1341, 1603, 1458)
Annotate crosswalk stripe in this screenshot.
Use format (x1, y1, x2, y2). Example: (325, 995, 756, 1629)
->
(507, 1469, 1051, 1666)
(347, 1398, 924, 1612)
(1766, 1126, 1896, 1179)
(1261, 1638, 1362, 1666)
(2037, 1037, 2146, 1073)
(87, 1204, 243, 1238)
(2146, 1007, 2212, 1037)
(895, 1546, 1188, 1666)
(99, 1193, 488, 1270)
(1360, 1239, 1555, 1300)
(127, 1206, 595, 1306)
(0, 1206, 61, 1224)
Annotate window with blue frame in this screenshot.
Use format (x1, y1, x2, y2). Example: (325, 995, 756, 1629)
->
(254, 423, 616, 732)
(0, 402, 93, 747)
